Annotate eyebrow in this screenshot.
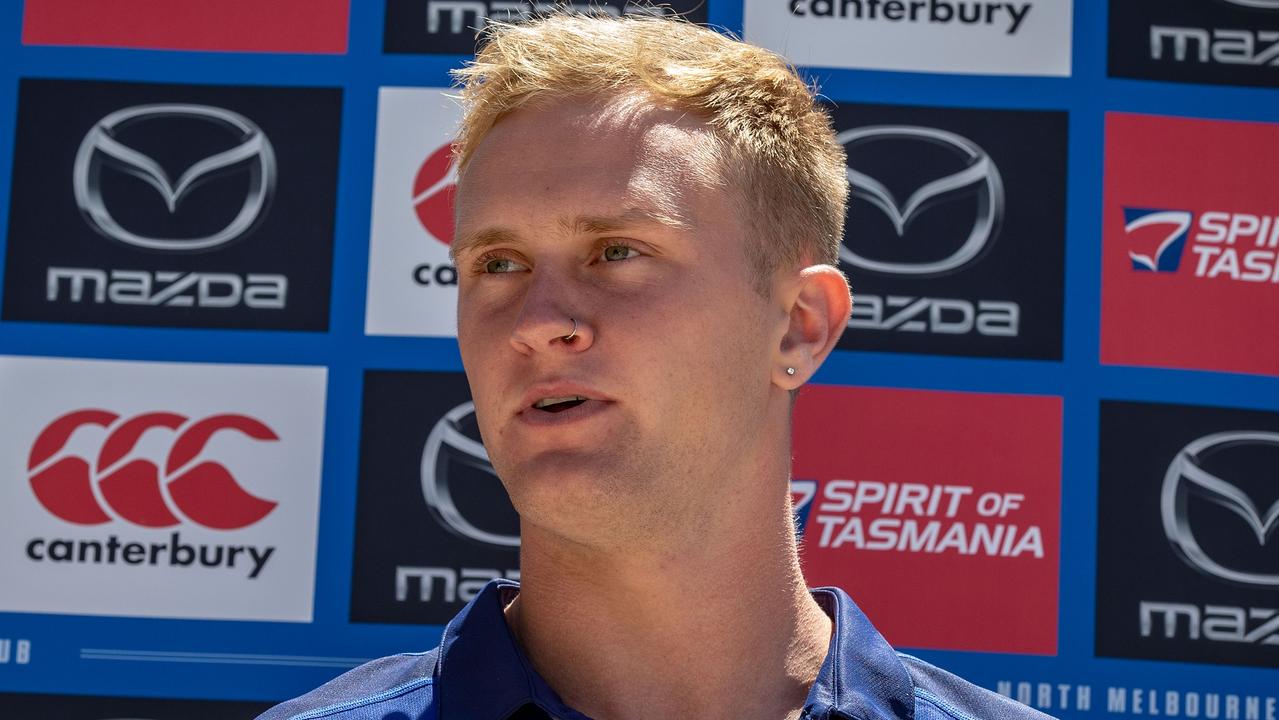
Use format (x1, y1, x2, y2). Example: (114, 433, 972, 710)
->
(450, 207, 690, 262)
(449, 227, 517, 262)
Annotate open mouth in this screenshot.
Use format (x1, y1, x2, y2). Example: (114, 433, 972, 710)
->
(532, 396, 588, 413)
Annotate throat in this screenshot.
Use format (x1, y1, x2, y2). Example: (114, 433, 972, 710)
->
(508, 564, 830, 720)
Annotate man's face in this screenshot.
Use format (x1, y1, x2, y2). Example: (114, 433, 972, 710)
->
(454, 94, 785, 550)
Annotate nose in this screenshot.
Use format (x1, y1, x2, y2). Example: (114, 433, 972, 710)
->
(508, 272, 594, 355)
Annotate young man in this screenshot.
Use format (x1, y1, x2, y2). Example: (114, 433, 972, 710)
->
(262, 14, 1052, 720)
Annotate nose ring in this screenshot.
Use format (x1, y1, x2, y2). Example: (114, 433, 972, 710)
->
(562, 318, 578, 342)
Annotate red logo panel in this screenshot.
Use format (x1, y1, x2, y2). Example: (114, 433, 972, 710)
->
(793, 385, 1061, 655)
(22, 0, 349, 54)
(1101, 113, 1279, 377)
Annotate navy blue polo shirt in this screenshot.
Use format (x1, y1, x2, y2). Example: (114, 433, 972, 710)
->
(260, 579, 1052, 720)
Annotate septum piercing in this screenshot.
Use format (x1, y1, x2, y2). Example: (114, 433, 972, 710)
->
(562, 318, 578, 342)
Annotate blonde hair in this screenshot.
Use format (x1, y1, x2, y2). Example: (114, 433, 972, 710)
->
(451, 13, 848, 287)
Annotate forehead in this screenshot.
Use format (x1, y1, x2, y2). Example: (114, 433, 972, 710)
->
(456, 93, 728, 228)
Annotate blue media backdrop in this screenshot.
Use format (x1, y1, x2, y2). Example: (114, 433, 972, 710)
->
(0, 1, 1276, 717)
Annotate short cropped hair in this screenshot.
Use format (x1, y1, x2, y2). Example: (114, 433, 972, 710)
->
(451, 13, 848, 289)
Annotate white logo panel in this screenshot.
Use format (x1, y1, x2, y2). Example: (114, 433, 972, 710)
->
(0, 356, 326, 622)
(744, 0, 1072, 77)
(365, 87, 463, 337)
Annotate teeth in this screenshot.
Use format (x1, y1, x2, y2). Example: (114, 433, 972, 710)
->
(534, 395, 586, 409)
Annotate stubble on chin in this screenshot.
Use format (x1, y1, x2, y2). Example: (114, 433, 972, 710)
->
(493, 441, 694, 554)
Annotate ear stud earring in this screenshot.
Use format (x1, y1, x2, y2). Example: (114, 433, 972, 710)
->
(786, 367, 796, 376)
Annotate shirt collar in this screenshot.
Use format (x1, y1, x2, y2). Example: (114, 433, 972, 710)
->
(436, 579, 586, 720)
(805, 587, 917, 720)
(436, 579, 916, 720)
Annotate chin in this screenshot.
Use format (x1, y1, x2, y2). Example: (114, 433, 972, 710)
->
(497, 450, 657, 547)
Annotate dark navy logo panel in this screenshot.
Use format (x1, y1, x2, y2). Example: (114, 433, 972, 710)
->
(3, 78, 341, 331)
(0, 692, 272, 718)
(350, 371, 520, 625)
(1110, 0, 1279, 88)
(384, 0, 709, 55)
(829, 102, 1066, 360)
(1096, 400, 1279, 668)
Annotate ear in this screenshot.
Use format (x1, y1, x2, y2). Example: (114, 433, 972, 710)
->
(773, 265, 852, 389)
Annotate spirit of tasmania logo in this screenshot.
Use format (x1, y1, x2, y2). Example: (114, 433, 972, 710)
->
(792, 384, 1062, 655)
(1121, 206, 1278, 279)
(1123, 208, 1192, 273)
(1102, 113, 1279, 378)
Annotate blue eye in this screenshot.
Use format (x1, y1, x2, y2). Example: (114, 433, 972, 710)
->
(602, 245, 638, 262)
(482, 257, 526, 273)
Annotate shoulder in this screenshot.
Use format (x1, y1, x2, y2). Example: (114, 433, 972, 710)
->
(898, 653, 1057, 720)
(256, 650, 438, 720)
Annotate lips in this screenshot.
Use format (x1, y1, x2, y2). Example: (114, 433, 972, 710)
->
(518, 383, 611, 423)
(532, 395, 588, 413)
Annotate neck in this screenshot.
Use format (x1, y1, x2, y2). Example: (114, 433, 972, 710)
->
(506, 493, 831, 720)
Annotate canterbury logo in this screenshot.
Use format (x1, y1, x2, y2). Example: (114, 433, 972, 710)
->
(28, 410, 279, 530)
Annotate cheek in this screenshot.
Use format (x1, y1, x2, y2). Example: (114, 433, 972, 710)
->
(457, 306, 513, 415)
(457, 286, 513, 348)
(462, 351, 511, 456)
(653, 291, 765, 389)
(686, 296, 773, 390)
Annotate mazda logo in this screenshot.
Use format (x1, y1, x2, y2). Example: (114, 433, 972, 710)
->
(420, 402, 520, 548)
(1161, 431, 1279, 587)
(1219, 0, 1279, 9)
(838, 125, 1004, 276)
(73, 103, 276, 252)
